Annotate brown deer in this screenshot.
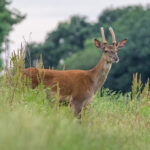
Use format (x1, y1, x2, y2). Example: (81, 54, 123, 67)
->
(23, 27, 127, 118)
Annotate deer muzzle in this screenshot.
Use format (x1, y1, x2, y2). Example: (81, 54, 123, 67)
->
(113, 55, 119, 63)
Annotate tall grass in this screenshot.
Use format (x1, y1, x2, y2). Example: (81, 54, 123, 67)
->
(0, 48, 150, 150)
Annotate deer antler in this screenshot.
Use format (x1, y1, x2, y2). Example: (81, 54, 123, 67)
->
(101, 27, 107, 44)
(109, 27, 116, 45)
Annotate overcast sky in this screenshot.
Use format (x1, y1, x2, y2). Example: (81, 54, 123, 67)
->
(7, 0, 150, 52)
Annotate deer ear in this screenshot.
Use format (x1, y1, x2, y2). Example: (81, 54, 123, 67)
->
(117, 39, 128, 49)
(94, 39, 102, 48)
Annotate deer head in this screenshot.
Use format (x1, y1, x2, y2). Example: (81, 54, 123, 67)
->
(94, 27, 127, 63)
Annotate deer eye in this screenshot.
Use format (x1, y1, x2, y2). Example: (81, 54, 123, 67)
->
(110, 50, 114, 54)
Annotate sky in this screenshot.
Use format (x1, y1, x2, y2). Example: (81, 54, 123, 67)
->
(6, 0, 150, 53)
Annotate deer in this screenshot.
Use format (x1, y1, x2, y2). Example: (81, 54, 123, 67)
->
(23, 27, 127, 119)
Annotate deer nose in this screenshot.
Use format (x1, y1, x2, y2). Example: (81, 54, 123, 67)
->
(114, 55, 119, 63)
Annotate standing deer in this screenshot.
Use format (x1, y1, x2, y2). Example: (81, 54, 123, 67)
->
(23, 27, 127, 118)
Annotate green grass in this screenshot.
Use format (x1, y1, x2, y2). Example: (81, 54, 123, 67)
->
(0, 50, 149, 150)
(0, 84, 150, 150)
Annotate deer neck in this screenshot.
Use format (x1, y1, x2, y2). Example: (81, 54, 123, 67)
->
(90, 54, 112, 93)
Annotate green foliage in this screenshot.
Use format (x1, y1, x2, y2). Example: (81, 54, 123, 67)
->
(132, 73, 142, 102)
(1, 92, 150, 150)
(0, 58, 2, 68)
(142, 78, 149, 100)
(104, 6, 150, 91)
(25, 16, 94, 68)
(94, 6, 134, 40)
(0, 0, 25, 67)
(25, 43, 43, 68)
(58, 39, 101, 70)
(131, 73, 150, 104)
(0, 51, 150, 150)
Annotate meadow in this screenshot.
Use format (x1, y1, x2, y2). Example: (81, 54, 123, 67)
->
(0, 50, 149, 150)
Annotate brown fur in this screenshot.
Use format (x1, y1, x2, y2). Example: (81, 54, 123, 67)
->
(23, 54, 112, 118)
(23, 29, 127, 118)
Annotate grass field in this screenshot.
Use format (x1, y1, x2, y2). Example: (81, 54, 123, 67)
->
(0, 51, 150, 150)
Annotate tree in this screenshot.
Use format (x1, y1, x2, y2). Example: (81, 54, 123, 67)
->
(104, 6, 150, 92)
(58, 39, 101, 70)
(25, 16, 94, 68)
(60, 6, 150, 92)
(0, 0, 25, 67)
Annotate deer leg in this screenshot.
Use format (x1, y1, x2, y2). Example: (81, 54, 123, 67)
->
(71, 99, 84, 119)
